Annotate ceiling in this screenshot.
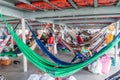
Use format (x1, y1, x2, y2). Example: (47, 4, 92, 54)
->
(0, 0, 120, 29)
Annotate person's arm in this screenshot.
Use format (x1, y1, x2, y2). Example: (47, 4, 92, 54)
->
(88, 50, 92, 57)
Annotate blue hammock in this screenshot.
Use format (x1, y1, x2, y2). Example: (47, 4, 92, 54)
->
(26, 22, 120, 65)
(26, 22, 86, 65)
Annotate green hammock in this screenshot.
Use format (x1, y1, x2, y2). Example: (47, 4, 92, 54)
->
(0, 52, 17, 58)
(1, 13, 120, 77)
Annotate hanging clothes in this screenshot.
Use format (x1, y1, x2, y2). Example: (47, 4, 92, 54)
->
(105, 33, 114, 44)
(77, 35, 84, 44)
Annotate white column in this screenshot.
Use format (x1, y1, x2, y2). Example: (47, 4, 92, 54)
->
(64, 25, 67, 33)
(115, 21, 119, 64)
(119, 21, 120, 55)
(53, 23, 57, 54)
(10, 26, 14, 49)
(76, 27, 79, 33)
(21, 18, 27, 72)
(64, 26, 67, 40)
(60, 25, 64, 39)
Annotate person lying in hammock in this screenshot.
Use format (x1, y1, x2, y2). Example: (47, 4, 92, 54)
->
(71, 44, 92, 63)
(76, 32, 84, 45)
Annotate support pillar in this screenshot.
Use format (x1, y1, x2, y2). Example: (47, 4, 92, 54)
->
(59, 25, 64, 39)
(53, 23, 57, 54)
(115, 21, 119, 64)
(21, 18, 27, 72)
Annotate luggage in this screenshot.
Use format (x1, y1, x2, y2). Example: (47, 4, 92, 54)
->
(100, 54, 111, 74)
(0, 57, 12, 66)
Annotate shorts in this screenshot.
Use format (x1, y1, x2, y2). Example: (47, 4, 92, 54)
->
(47, 44, 54, 47)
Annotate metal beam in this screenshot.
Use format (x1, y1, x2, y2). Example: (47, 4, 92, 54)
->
(116, 0, 120, 6)
(54, 19, 116, 23)
(75, 26, 105, 29)
(17, 0, 45, 10)
(36, 14, 120, 21)
(0, 5, 23, 18)
(66, 22, 111, 24)
(94, 0, 98, 8)
(0, 16, 18, 21)
(0, 0, 31, 12)
(0, 0, 24, 18)
(43, 0, 61, 10)
(67, 24, 108, 27)
(0, 19, 20, 24)
(0, 21, 108, 29)
(28, 6, 120, 19)
(68, 0, 78, 9)
(0, 0, 19, 9)
(17, 0, 30, 4)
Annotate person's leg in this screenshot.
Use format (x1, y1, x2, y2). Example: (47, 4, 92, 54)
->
(48, 46, 51, 53)
(71, 52, 79, 63)
(77, 53, 86, 62)
(48, 45, 51, 52)
(51, 47, 54, 55)
(48, 45, 54, 55)
(50, 46, 54, 54)
(50, 44, 54, 55)
(71, 56, 78, 63)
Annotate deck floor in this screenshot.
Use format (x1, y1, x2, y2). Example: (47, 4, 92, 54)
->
(0, 46, 120, 80)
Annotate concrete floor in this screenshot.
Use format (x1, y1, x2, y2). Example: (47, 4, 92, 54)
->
(0, 46, 120, 80)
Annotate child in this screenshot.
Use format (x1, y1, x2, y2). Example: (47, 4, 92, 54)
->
(78, 45, 92, 58)
(71, 44, 92, 63)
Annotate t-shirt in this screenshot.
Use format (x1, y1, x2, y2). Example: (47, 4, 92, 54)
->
(47, 36, 54, 44)
(81, 47, 89, 54)
(77, 35, 83, 44)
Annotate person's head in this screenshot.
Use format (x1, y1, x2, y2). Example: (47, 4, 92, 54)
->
(78, 32, 81, 35)
(85, 44, 90, 49)
(78, 45, 83, 51)
(49, 33, 53, 37)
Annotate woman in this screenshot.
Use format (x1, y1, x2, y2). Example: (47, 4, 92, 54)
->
(47, 33, 55, 55)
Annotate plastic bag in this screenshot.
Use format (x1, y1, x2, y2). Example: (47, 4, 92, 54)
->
(40, 74, 54, 80)
(27, 74, 42, 80)
(88, 60, 102, 74)
(65, 76, 77, 80)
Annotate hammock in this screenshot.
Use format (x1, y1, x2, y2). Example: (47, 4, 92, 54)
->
(0, 21, 24, 58)
(1, 13, 120, 77)
(0, 40, 36, 58)
(0, 51, 17, 58)
(59, 28, 107, 53)
(0, 35, 36, 58)
(0, 35, 11, 53)
(26, 22, 74, 65)
(89, 27, 107, 42)
(58, 38, 74, 52)
(91, 33, 106, 52)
